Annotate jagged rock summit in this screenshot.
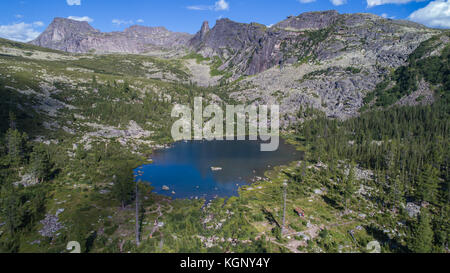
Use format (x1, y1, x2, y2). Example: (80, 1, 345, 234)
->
(30, 17, 193, 53)
(190, 21, 210, 48)
(188, 10, 434, 75)
(274, 10, 341, 30)
(31, 17, 99, 52)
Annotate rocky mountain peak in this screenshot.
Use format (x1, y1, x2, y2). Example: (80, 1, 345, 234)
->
(202, 17, 265, 48)
(32, 17, 97, 46)
(213, 18, 244, 29)
(189, 9, 437, 77)
(124, 25, 169, 35)
(274, 10, 340, 30)
(50, 17, 97, 35)
(190, 21, 211, 48)
(30, 18, 192, 53)
(200, 21, 210, 38)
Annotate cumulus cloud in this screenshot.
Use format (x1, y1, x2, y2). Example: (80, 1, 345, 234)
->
(0, 21, 45, 42)
(67, 0, 81, 6)
(330, 0, 347, 6)
(136, 19, 144, 23)
(187, 0, 230, 11)
(187, 6, 207, 10)
(298, 0, 316, 3)
(68, 16, 93, 22)
(409, 0, 450, 28)
(214, 0, 229, 10)
(367, 0, 423, 7)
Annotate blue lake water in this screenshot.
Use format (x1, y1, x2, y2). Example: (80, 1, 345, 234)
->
(134, 139, 302, 200)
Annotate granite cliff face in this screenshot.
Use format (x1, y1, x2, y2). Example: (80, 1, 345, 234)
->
(190, 11, 435, 76)
(189, 21, 210, 48)
(30, 17, 193, 53)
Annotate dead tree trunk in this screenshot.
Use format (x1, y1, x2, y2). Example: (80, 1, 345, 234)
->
(135, 182, 140, 247)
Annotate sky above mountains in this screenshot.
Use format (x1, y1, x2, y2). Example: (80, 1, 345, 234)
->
(0, 0, 449, 42)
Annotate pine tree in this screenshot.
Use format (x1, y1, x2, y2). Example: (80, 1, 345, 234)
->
(8, 112, 16, 130)
(416, 164, 440, 204)
(123, 80, 131, 94)
(92, 75, 97, 88)
(0, 185, 22, 236)
(392, 175, 405, 210)
(112, 165, 135, 209)
(409, 210, 434, 253)
(433, 205, 450, 251)
(343, 163, 356, 212)
(5, 129, 27, 166)
(29, 144, 51, 183)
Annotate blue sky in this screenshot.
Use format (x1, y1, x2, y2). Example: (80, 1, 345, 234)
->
(0, 0, 449, 42)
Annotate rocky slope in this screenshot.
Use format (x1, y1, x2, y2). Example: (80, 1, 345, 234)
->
(202, 11, 443, 121)
(191, 11, 437, 76)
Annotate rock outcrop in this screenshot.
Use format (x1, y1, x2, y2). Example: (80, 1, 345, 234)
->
(190, 21, 210, 48)
(190, 11, 436, 76)
(31, 17, 193, 54)
(273, 10, 340, 30)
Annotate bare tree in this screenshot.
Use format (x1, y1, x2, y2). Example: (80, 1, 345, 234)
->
(135, 181, 140, 247)
(282, 181, 288, 235)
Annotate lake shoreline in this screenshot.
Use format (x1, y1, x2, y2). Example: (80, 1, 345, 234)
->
(135, 135, 304, 200)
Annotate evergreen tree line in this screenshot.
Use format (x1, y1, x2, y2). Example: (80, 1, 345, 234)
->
(293, 97, 449, 252)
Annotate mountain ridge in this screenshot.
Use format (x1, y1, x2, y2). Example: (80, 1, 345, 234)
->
(30, 17, 193, 54)
(30, 11, 438, 77)
(25, 10, 445, 121)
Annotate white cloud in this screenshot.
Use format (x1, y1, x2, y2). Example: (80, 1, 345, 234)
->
(112, 19, 134, 26)
(298, 0, 316, 3)
(367, 0, 424, 7)
(0, 22, 44, 42)
(68, 16, 93, 22)
(187, 5, 208, 10)
(137, 19, 144, 23)
(214, 0, 229, 11)
(187, 0, 230, 11)
(15, 14, 24, 19)
(380, 13, 396, 19)
(330, 0, 347, 6)
(409, 0, 450, 28)
(67, 0, 81, 6)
